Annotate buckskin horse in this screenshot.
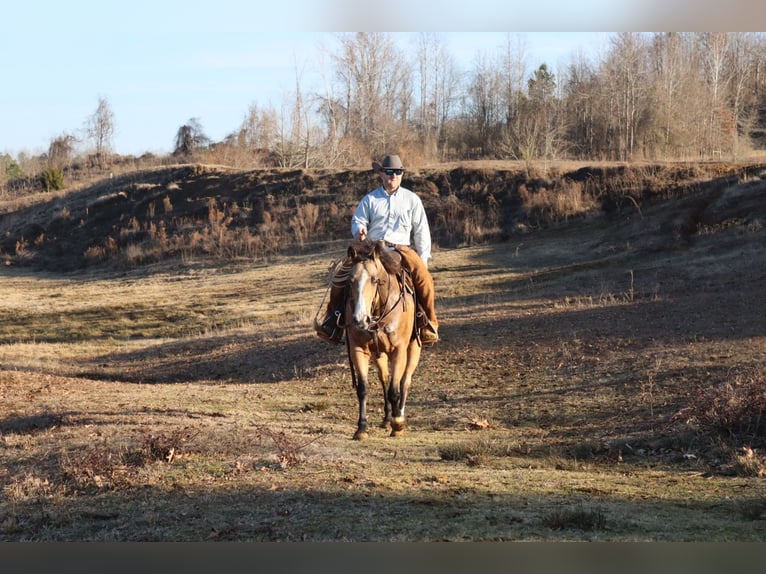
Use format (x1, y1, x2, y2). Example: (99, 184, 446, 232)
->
(342, 238, 422, 440)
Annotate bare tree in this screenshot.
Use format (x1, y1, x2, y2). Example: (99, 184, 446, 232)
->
(724, 32, 761, 159)
(646, 33, 689, 158)
(497, 34, 528, 154)
(331, 32, 409, 156)
(274, 85, 318, 169)
(602, 33, 650, 160)
(414, 33, 461, 160)
(463, 53, 504, 157)
(237, 103, 278, 166)
(699, 32, 731, 158)
(314, 39, 350, 167)
(561, 51, 607, 158)
(415, 33, 440, 156)
(85, 96, 115, 167)
(173, 118, 210, 157)
(47, 133, 78, 169)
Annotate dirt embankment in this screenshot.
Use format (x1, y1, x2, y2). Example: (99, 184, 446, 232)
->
(1, 161, 765, 272)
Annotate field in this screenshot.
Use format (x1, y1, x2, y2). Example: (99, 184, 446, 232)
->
(1, 164, 766, 541)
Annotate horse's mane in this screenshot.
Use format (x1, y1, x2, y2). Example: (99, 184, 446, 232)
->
(349, 238, 402, 276)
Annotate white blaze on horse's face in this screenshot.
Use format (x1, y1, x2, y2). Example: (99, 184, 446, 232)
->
(351, 263, 375, 329)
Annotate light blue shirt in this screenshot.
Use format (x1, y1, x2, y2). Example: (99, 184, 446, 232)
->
(351, 185, 432, 263)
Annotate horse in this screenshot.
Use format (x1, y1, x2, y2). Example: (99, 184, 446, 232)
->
(342, 238, 422, 440)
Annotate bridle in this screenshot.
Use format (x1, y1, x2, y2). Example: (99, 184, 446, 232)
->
(359, 256, 404, 333)
(348, 254, 407, 340)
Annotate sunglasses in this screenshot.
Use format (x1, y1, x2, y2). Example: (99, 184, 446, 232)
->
(384, 168, 404, 176)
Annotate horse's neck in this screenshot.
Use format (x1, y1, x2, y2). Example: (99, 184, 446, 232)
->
(380, 268, 407, 306)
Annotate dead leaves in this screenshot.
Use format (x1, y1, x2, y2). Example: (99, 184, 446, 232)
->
(467, 417, 491, 431)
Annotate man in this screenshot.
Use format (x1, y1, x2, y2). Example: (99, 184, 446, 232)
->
(314, 153, 440, 345)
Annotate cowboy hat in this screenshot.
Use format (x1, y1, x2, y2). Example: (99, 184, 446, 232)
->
(372, 154, 404, 171)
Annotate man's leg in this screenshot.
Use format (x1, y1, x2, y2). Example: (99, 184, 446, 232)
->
(314, 259, 351, 343)
(398, 248, 439, 344)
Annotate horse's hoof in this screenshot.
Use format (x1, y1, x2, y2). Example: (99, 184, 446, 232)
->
(390, 417, 406, 435)
(379, 419, 391, 429)
(353, 430, 369, 441)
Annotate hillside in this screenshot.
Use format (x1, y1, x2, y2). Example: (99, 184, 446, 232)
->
(1, 160, 765, 272)
(1, 160, 766, 541)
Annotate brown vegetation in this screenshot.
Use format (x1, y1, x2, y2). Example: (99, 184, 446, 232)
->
(1, 160, 764, 273)
(0, 160, 765, 541)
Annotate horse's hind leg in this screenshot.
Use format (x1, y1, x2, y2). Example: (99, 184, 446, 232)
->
(380, 386, 392, 429)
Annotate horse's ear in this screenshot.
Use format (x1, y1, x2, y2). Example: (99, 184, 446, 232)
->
(348, 245, 357, 259)
(374, 239, 386, 257)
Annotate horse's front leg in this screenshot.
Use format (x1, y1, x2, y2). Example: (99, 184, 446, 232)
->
(352, 349, 372, 440)
(387, 346, 409, 436)
(374, 354, 391, 429)
(392, 339, 422, 436)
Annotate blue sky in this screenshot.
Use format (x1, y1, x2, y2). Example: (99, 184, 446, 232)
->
(1, 1, 758, 157)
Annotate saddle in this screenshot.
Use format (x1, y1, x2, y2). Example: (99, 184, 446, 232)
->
(382, 246, 430, 332)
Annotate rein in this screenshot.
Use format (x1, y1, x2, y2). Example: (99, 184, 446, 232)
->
(366, 266, 407, 332)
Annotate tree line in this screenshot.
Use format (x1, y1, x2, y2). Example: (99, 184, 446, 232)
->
(219, 32, 766, 168)
(3, 32, 766, 191)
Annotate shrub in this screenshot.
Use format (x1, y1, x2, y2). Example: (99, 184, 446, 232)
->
(732, 447, 766, 477)
(438, 437, 514, 461)
(5, 161, 23, 180)
(542, 505, 607, 531)
(519, 178, 597, 226)
(40, 167, 65, 191)
(673, 368, 766, 444)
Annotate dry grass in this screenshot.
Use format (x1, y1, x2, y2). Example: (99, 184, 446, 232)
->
(1, 180, 766, 541)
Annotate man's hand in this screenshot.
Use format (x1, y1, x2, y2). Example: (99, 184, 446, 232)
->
(357, 228, 367, 241)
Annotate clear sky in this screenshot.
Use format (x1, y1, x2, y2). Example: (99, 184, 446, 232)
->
(1, 1, 759, 158)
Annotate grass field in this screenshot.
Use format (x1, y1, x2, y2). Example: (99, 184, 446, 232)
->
(2, 172, 766, 541)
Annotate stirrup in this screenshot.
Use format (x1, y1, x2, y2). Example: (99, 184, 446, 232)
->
(317, 310, 344, 343)
(416, 308, 430, 330)
(419, 324, 439, 345)
(420, 331, 439, 346)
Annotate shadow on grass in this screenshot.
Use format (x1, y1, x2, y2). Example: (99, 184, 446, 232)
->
(54, 276, 765, 387)
(2, 477, 764, 542)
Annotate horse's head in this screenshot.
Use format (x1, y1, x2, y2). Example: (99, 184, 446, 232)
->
(346, 240, 385, 332)
(346, 239, 406, 333)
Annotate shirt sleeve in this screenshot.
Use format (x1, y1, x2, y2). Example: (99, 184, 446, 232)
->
(350, 195, 371, 238)
(410, 195, 432, 263)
